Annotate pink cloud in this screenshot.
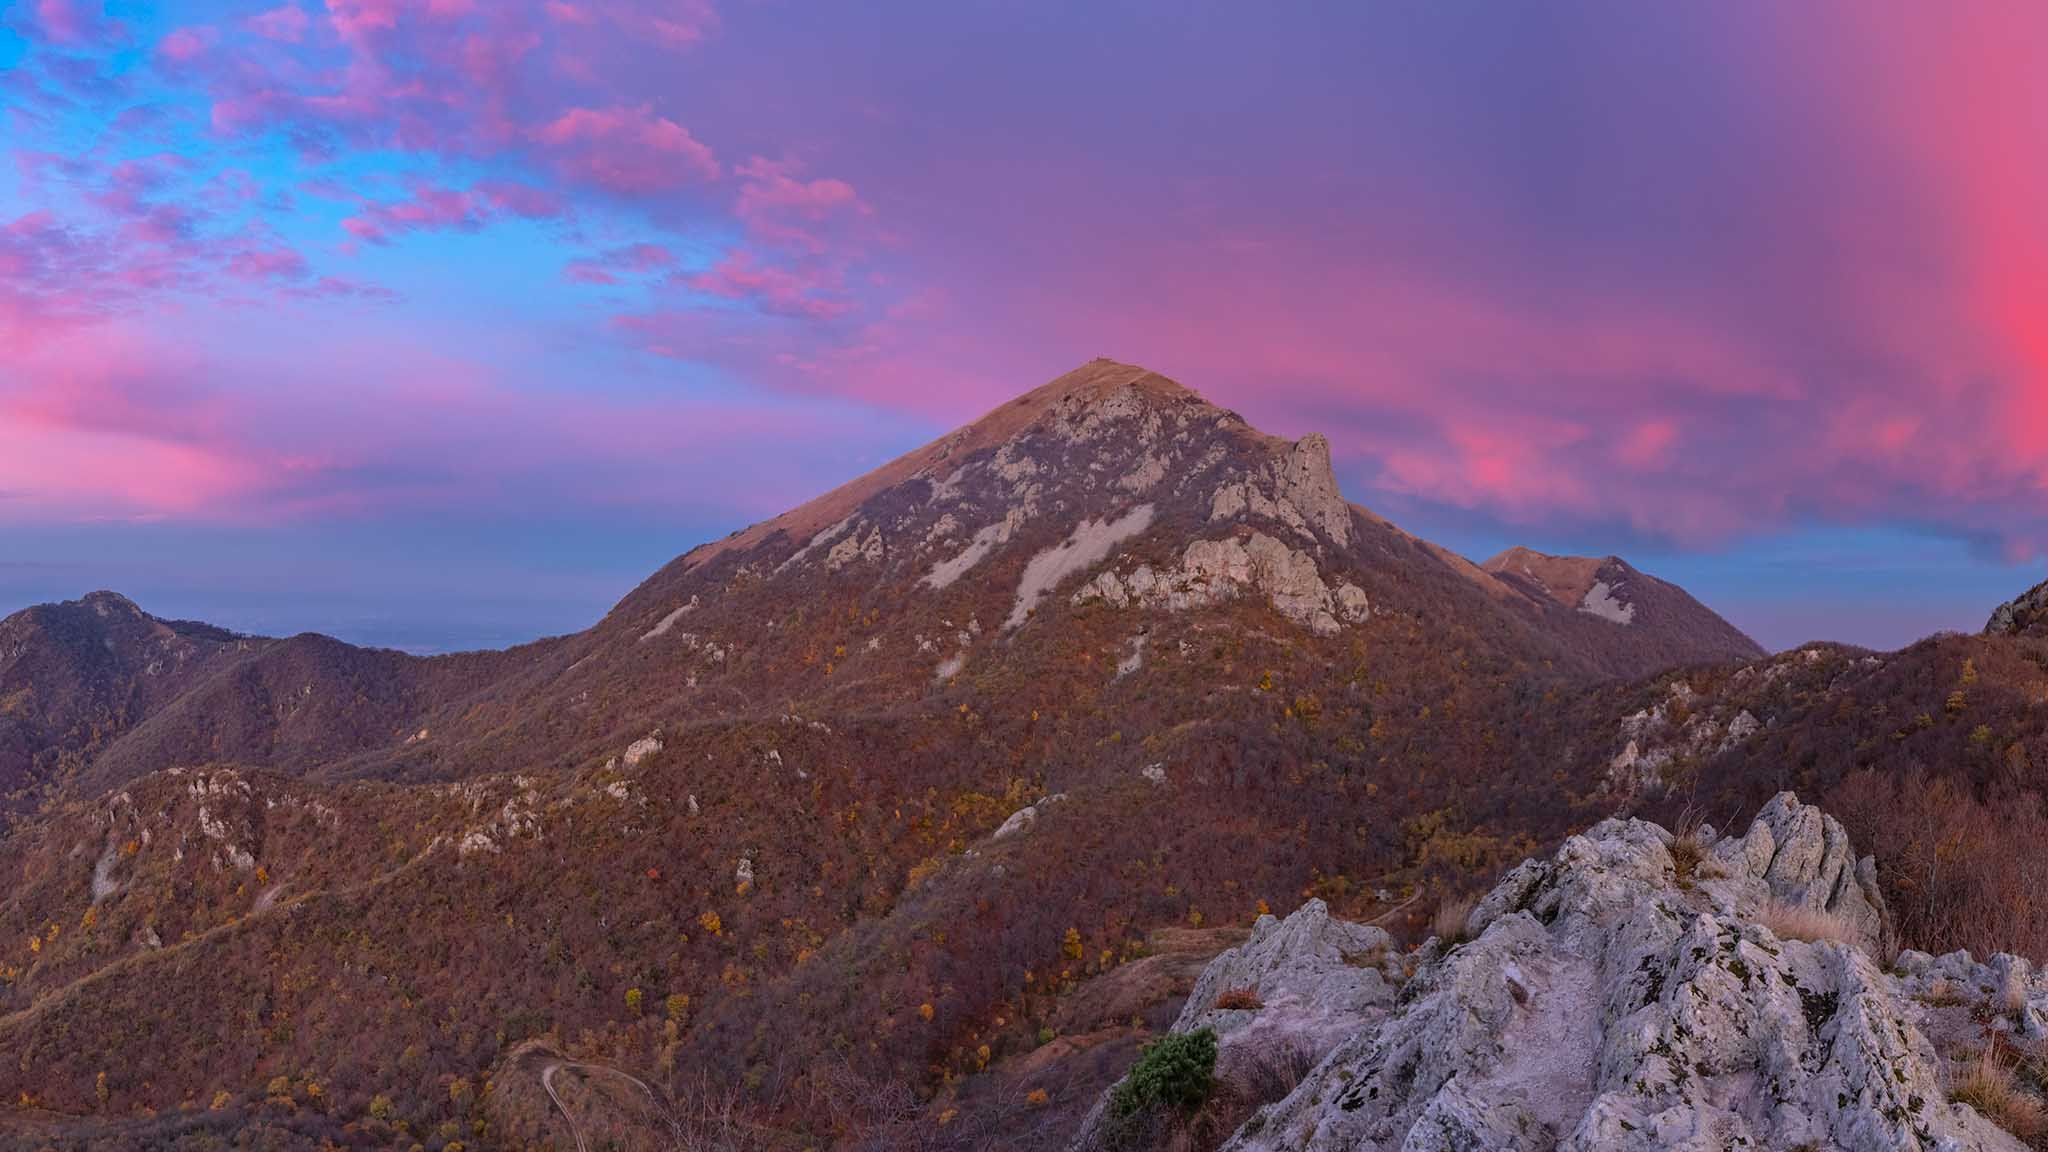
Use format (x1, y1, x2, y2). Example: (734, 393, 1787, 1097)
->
(326, 0, 405, 42)
(735, 156, 867, 247)
(564, 241, 674, 283)
(536, 105, 719, 194)
(684, 250, 850, 319)
(17, 0, 122, 47)
(0, 313, 887, 527)
(225, 245, 311, 282)
(475, 180, 565, 219)
(342, 180, 559, 244)
(156, 27, 215, 64)
(1616, 420, 1678, 469)
(248, 4, 311, 42)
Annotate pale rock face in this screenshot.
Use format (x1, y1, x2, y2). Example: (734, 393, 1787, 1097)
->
(992, 443, 1041, 483)
(1076, 794, 2029, 1152)
(1115, 635, 1146, 678)
(1210, 435, 1353, 547)
(639, 596, 698, 642)
(825, 525, 884, 571)
(1608, 692, 1765, 796)
(777, 515, 854, 574)
(923, 503, 1034, 590)
(1726, 792, 1890, 950)
(991, 793, 1066, 841)
(1119, 451, 1170, 492)
(1174, 898, 1396, 1049)
(1048, 383, 1157, 444)
(1986, 578, 2048, 635)
(1579, 579, 1637, 624)
(1073, 532, 1369, 635)
(735, 854, 754, 894)
(924, 513, 961, 544)
(622, 734, 663, 768)
(1005, 503, 1157, 629)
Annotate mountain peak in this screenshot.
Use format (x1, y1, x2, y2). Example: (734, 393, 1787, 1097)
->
(1482, 545, 1764, 660)
(1482, 546, 1630, 609)
(672, 359, 1283, 575)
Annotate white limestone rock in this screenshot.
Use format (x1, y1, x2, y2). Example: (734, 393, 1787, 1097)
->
(1175, 899, 1396, 1049)
(991, 793, 1066, 842)
(1005, 503, 1156, 629)
(1075, 794, 2031, 1152)
(622, 733, 664, 768)
(1209, 435, 1353, 547)
(1073, 531, 1369, 636)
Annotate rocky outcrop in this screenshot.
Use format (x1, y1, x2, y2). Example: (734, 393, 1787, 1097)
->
(1986, 578, 2048, 638)
(991, 793, 1066, 841)
(1174, 899, 1398, 1049)
(1073, 531, 1370, 636)
(1085, 794, 2041, 1152)
(1730, 791, 1891, 953)
(1006, 504, 1157, 629)
(1211, 434, 1353, 547)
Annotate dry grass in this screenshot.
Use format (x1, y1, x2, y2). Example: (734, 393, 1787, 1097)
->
(1951, 1049, 2048, 1143)
(1918, 977, 1969, 1007)
(1431, 895, 1476, 946)
(2003, 973, 2033, 1023)
(1211, 986, 1263, 1012)
(1667, 833, 1711, 888)
(1666, 808, 1728, 889)
(1759, 900, 1860, 949)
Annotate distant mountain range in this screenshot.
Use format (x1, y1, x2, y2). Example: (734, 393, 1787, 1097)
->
(0, 361, 2036, 1152)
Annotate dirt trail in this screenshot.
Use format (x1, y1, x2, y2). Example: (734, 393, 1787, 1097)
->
(538, 1057, 666, 1152)
(0, 837, 447, 1033)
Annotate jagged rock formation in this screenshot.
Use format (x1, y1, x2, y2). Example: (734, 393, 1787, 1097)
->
(1073, 531, 1371, 635)
(1172, 898, 1398, 1048)
(1986, 578, 2048, 638)
(1085, 795, 2043, 1152)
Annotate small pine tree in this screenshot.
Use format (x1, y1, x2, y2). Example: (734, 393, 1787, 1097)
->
(1109, 1028, 1218, 1119)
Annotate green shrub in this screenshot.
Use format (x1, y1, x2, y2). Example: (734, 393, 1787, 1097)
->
(1110, 1028, 1217, 1119)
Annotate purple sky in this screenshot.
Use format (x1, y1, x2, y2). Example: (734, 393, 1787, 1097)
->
(4, 1, 2046, 653)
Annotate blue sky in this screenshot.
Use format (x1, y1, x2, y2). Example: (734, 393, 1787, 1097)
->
(5, 1, 2047, 653)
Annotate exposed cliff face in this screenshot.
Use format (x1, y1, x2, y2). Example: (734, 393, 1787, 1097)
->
(1986, 578, 2048, 639)
(1085, 795, 2046, 1152)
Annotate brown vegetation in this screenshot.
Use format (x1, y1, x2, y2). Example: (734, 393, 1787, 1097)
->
(1758, 901, 1861, 948)
(1951, 1049, 2048, 1145)
(1210, 987, 1263, 1012)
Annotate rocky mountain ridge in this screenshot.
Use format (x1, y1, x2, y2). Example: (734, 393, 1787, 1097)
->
(1081, 794, 2046, 1152)
(0, 362, 1816, 1151)
(0, 362, 1765, 806)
